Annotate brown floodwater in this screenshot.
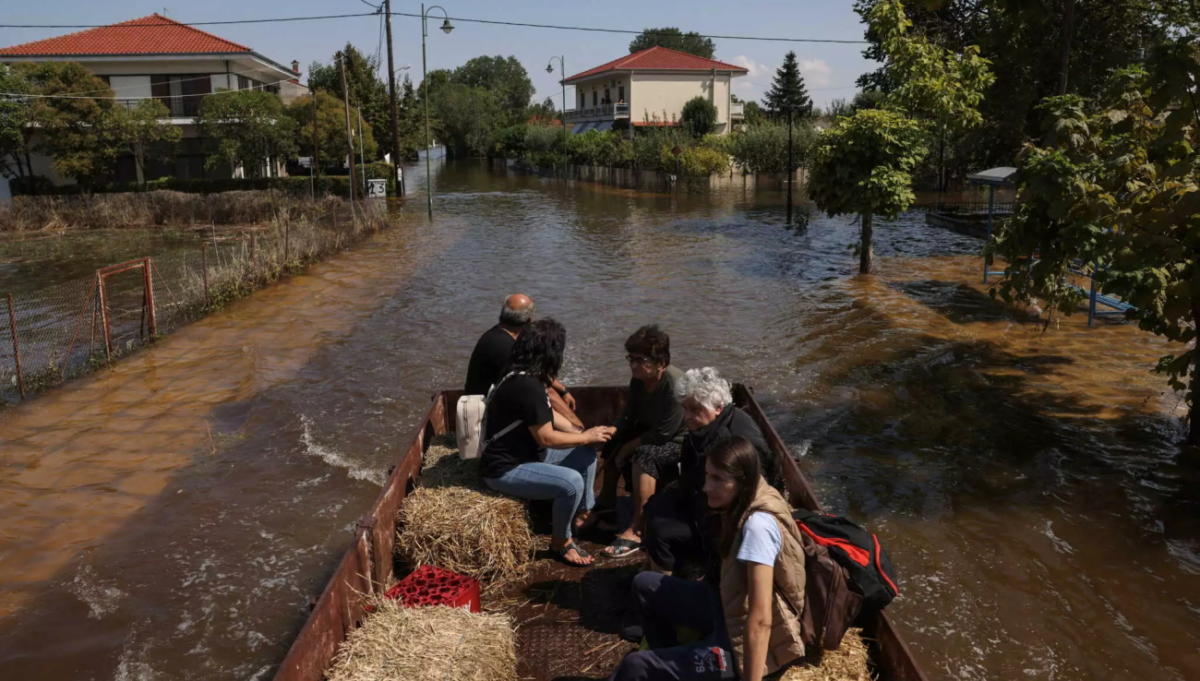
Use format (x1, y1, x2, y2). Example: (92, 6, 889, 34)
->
(1, 160, 1198, 681)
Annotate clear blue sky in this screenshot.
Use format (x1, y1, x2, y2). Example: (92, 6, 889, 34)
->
(0, 1, 876, 109)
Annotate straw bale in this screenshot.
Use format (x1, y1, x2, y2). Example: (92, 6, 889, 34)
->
(420, 441, 484, 490)
(780, 628, 874, 681)
(396, 441, 535, 585)
(326, 599, 516, 681)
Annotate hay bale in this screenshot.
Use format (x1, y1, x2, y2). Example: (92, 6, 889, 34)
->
(396, 440, 535, 585)
(419, 440, 484, 490)
(780, 628, 874, 681)
(326, 599, 516, 681)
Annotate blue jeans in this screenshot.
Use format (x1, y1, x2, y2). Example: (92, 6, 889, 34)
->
(484, 445, 597, 541)
(609, 572, 736, 681)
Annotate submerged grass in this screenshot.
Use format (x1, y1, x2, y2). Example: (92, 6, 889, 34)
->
(0, 190, 394, 404)
(0, 190, 322, 232)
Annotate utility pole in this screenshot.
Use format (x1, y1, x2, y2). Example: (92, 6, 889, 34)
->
(339, 52, 358, 207)
(357, 108, 367, 195)
(421, 2, 433, 219)
(384, 0, 402, 193)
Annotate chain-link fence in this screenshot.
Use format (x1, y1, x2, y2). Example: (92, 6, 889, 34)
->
(1, 198, 390, 404)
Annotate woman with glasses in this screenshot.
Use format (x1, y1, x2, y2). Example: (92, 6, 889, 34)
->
(598, 325, 686, 558)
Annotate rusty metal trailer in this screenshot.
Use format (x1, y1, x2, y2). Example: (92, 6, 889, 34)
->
(271, 385, 929, 681)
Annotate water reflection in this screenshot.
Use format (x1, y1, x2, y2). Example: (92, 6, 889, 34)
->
(0, 160, 1196, 681)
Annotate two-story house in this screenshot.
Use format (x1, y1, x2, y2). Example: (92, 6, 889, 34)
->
(0, 13, 306, 184)
(562, 46, 748, 135)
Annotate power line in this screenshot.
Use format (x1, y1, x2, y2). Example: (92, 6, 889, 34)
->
(0, 13, 868, 45)
(388, 12, 869, 45)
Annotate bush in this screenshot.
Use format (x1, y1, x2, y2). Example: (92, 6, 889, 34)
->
(680, 96, 717, 139)
(674, 146, 730, 176)
(522, 125, 568, 167)
(727, 122, 816, 174)
(566, 130, 632, 168)
(492, 125, 528, 159)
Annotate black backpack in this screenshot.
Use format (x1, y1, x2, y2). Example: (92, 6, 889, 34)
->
(793, 510, 899, 611)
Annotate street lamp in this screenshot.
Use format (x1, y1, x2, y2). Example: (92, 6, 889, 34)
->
(420, 3, 453, 219)
(546, 56, 566, 132)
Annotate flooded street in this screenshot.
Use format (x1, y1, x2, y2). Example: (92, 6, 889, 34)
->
(1, 159, 1198, 680)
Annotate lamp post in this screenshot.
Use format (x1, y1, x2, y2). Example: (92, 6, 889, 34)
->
(545, 56, 566, 132)
(420, 3, 454, 220)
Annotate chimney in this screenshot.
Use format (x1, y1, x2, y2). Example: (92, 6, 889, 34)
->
(291, 60, 300, 75)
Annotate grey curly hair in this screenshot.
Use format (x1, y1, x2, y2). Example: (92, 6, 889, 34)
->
(675, 367, 732, 412)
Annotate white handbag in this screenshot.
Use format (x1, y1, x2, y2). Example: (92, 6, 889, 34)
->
(454, 373, 523, 460)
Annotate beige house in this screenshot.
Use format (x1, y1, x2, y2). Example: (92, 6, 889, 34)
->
(562, 46, 748, 134)
(0, 13, 306, 184)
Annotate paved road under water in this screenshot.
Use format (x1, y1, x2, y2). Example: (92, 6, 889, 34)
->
(1, 160, 1198, 680)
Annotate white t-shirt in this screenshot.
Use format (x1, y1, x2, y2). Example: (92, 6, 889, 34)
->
(736, 511, 782, 566)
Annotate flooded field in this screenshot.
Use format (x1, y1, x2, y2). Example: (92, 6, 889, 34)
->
(0, 159, 1197, 680)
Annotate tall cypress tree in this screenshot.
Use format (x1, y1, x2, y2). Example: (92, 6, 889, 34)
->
(763, 52, 813, 118)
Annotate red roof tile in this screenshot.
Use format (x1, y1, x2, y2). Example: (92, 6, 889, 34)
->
(0, 14, 252, 56)
(564, 46, 748, 84)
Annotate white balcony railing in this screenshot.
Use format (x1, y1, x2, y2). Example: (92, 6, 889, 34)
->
(564, 102, 630, 123)
(730, 101, 745, 119)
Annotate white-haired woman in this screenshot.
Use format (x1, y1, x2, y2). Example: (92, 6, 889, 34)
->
(642, 367, 774, 577)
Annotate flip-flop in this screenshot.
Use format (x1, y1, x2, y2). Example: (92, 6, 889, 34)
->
(551, 541, 593, 567)
(603, 537, 642, 558)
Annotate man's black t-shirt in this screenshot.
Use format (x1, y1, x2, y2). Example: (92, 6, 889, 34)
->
(480, 374, 552, 479)
(464, 325, 516, 394)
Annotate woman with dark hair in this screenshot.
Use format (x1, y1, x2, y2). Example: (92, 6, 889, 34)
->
(481, 318, 616, 567)
(608, 437, 807, 681)
(598, 325, 685, 558)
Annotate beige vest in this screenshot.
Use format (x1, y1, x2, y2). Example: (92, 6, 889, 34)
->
(719, 479, 807, 676)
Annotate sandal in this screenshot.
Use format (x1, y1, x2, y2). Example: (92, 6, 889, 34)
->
(603, 536, 642, 558)
(551, 541, 593, 567)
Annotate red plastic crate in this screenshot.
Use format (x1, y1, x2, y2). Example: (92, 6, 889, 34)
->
(385, 565, 481, 613)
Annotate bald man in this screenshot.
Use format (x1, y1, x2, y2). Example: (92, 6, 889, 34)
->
(464, 294, 534, 395)
(464, 294, 584, 429)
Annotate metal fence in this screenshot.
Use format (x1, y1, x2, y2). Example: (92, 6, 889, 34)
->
(0, 202, 388, 404)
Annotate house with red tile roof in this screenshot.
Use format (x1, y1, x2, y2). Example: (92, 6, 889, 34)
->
(0, 13, 306, 184)
(561, 46, 748, 135)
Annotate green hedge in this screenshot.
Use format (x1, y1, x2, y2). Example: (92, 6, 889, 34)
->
(493, 124, 733, 176)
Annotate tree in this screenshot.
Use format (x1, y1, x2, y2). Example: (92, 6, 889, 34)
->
(110, 99, 181, 187)
(284, 91, 377, 167)
(989, 44, 1200, 443)
(809, 0, 991, 274)
(853, 0, 1196, 171)
(452, 55, 534, 122)
(308, 44, 391, 160)
(628, 27, 715, 59)
(742, 100, 767, 127)
(0, 65, 34, 179)
(869, 0, 994, 191)
(432, 83, 503, 157)
(18, 62, 123, 186)
(198, 90, 296, 177)
(763, 52, 813, 118)
(395, 76, 423, 160)
(526, 97, 559, 125)
(680, 96, 717, 138)
(808, 108, 927, 274)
